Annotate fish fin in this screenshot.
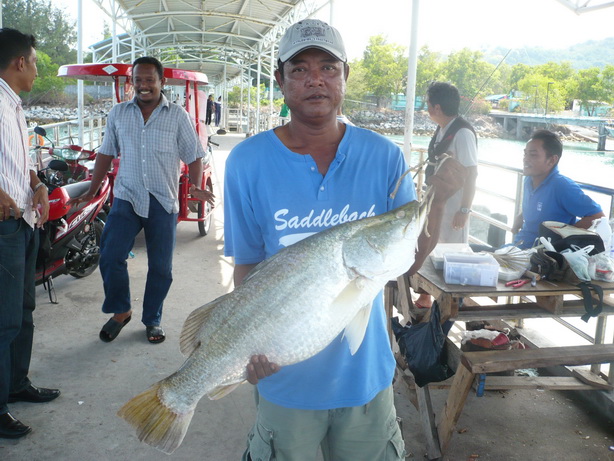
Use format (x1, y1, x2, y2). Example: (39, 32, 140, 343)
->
(180, 294, 230, 356)
(241, 258, 271, 283)
(207, 381, 245, 400)
(342, 301, 373, 355)
(334, 278, 374, 355)
(118, 382, 194, 455)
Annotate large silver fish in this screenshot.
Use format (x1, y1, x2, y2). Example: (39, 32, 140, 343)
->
(118, 199, 425, 454)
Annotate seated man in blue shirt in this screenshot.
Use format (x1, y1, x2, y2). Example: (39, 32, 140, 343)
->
(512, 129, 604, 249)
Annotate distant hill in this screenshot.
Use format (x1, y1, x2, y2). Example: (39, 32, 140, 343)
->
(482, 37, 614, 69)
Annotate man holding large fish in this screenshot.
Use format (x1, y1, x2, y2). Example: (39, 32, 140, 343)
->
(118, 19, 465, 458)
(223, 20, 463, 461)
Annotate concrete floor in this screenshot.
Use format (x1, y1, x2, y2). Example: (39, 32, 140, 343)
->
(2, 133, 613, 461)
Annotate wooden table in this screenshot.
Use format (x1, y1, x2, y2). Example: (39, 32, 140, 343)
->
(386, 260, 614, 460)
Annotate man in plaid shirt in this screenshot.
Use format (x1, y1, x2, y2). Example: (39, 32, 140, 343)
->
(71, 56, 214, 345)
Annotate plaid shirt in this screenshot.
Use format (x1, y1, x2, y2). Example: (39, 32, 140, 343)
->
(0, 77, 36, 227)
(99, 93, 205, 216)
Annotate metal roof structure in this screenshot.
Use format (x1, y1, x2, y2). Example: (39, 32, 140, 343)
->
(556, 0, 614, 13)
(88, 0, 330, 88)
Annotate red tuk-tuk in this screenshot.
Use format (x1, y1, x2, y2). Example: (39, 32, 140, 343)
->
(57, 63, 215, 236)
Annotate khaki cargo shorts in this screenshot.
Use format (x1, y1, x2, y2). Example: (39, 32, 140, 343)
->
(242, 386, 406, 461)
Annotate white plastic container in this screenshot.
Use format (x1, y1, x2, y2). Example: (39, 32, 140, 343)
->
(444, 253, 500, 287)
(430, 243, 473, 270)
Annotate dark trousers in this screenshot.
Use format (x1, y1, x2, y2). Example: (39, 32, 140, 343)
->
(0, 218, 38, 414)
(99, 196, 177, 326)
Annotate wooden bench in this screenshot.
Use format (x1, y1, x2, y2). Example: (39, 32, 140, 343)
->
(437, 344, 614, 455)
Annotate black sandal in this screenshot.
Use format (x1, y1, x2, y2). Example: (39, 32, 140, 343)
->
(99, 315, 131, 342)
(146, 325, 166, 344)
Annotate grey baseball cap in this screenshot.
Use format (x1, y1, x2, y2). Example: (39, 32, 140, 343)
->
(278, 19, 347, 63)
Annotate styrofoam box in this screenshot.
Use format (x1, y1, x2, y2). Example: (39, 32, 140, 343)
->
(430, 243, 474, 270)
(444, 253, 500, 287)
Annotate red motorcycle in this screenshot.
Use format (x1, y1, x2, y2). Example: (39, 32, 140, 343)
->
(33, 126, 112, 303)
(48, 139, 120, 206)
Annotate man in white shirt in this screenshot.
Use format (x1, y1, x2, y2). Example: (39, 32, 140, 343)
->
(0, 27, 59, 440)
(415, 81, 478, 308)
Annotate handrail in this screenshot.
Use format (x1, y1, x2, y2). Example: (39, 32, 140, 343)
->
(27, 116, 107, 151)
(406, 151, 614, 246)
(475, 159, 614, 245)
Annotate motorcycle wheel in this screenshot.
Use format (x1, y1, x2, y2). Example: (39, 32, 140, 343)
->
(198, 185, 213, 237)
(68, 220, 104, 278)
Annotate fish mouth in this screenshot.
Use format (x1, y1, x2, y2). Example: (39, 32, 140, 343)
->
(401, 200, 427, 236)
(401, 201, 425, 235)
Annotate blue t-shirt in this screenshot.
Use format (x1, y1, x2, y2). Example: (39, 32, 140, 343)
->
(224, 124, 415, 410)
(513, 165, 602, 249)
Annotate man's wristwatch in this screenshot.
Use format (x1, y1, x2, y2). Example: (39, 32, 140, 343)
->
(460, 207, 471, 215)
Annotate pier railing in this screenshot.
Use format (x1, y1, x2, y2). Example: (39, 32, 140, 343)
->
(470, 159, 614, 247)
(27, 115, 107, 152)
(404, 143, 614, 248)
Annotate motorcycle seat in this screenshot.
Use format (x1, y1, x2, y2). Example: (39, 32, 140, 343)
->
(63, 180, 93, 199)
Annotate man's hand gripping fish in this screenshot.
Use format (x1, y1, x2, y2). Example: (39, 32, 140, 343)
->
(118, 157, 465, 454)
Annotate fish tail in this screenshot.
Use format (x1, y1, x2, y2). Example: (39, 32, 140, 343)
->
(117, 382, 194, 454)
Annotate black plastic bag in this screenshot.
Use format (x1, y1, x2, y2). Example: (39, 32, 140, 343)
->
(391, 301, 454, 387)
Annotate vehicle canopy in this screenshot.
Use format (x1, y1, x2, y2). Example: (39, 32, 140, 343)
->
(58, 63, 210, 146)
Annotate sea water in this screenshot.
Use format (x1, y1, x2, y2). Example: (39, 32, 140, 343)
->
(391, 134, 614, 188)
(389, 134, 614, 243)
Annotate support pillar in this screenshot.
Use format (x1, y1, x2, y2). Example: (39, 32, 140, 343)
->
(598, 124, 607, 151)
(516, 120, 524, 140)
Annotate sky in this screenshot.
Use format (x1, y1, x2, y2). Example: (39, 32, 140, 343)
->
(51, 0, 614, 59)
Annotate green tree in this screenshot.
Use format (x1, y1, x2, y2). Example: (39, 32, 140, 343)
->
(576, 67, 608, 116)
(22, 50, 65, 104)
(600, 65, 614, 102)
(534, 61, 576, 108)
(2, 0, 77, 65)
(440, 48, 495, 110)
(489, 62, 512, 95)
(517, 74, 565, 114)
(227, 83, 269, 108)
(509, 63, 532, 91)
(535, 61, 576, 83)
(415, 46, 442, 108)
(345, 59, 369, 111)
(362, 35, 407, 108)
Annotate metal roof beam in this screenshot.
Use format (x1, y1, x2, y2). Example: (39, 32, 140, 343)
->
(556, 0, 614, 13)
(127, 11, 278, 27)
